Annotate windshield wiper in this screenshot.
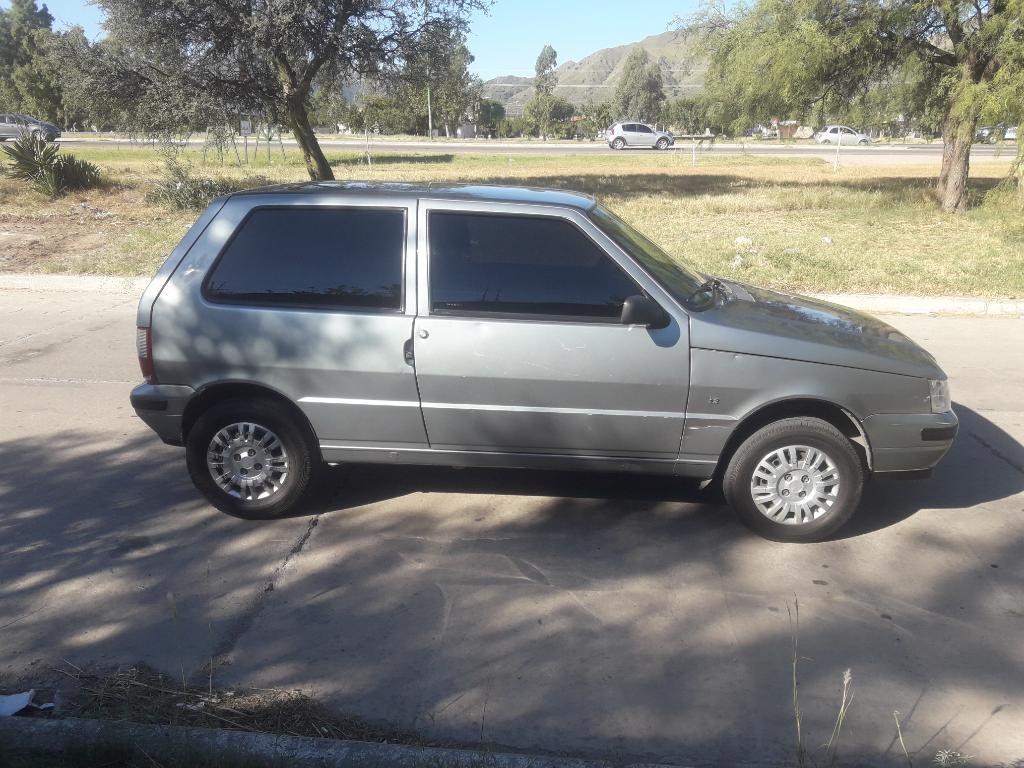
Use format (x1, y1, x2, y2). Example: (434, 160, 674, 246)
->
(687, 276, 731, 306)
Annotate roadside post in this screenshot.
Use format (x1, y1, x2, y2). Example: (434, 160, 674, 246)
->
(240, 119, 252, 164)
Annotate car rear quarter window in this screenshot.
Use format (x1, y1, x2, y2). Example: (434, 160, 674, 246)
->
(205, 207, 404, 311)
(428, 211, 640, 321)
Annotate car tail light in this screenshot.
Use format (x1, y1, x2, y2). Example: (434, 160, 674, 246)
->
(136, 326, 157, 383)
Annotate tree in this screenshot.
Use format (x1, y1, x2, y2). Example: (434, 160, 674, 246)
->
(476, 99, 506, 134)
(62, 0, 485, 181)
(612, 47, 665, 123)
(686, 0, 1024, 212)
(534, 44, 558, 97)
(662, 97, 709, 134)
(526, 44, 560, 138)
(0, 0, 63, 123)
(403, 26, 480, 137)
(981, 0, 1024, 192)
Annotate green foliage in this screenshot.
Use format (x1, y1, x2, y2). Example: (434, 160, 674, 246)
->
(525, 93, 575, 138)
(662, 97, 710, 134)
(686, 0, 1023, 210)
(534, 45, 559, 97)
(612, 47, 665, 123)
(148, 149, 268, 210)
(0, 0, 64, 124)
(475, 99, 506, 133)
(0, 133, 101, 197)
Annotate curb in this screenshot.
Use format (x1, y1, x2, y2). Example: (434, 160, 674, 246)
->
(0, 717, 709, 768)
(809, 293, 1024, 317)
(0, 273, 150, 295)
(0, 274, 1020, 317)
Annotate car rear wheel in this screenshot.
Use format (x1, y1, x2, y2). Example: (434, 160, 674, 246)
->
(656, 137, 669, 150)
(611, 137, 625, 150)
(723, 417, 864, 542)
(186, 397, 328, 519)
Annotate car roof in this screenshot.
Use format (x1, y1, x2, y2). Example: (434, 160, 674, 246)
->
(230, 181, 598, 211)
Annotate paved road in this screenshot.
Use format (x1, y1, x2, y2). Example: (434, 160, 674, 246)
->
(58, 134, 1017, 164)
(1, 280, 1022, 766)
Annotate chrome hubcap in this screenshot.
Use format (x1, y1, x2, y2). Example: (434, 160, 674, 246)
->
(207, 422, 288, 501)
(750, 445, 840, 525)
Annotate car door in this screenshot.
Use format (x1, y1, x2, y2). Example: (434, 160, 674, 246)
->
(635, 124, 657, 147)
(411, 199, 691, 467)
(0, 115, 14, 140)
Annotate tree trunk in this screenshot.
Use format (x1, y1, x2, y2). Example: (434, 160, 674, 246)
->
(937, 111, 975, 213)
(1015, 126, 1024, 196)
(285, 92, 333, 181)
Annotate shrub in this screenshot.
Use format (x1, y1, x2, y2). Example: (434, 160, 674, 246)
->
(149, 149, 270, 210)
(0, 134, 102, 198)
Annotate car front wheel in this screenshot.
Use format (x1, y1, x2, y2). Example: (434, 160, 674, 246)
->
(656, 137, 669, 150)
(185, 397, 328, 519)
(723, 417, 864, 542)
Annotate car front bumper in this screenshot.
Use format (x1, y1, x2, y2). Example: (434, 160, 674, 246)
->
(130, 383, 195, 446)
(862, 410, 958, 474)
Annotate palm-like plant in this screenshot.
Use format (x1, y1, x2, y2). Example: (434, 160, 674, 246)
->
(0, 133, 101, 198)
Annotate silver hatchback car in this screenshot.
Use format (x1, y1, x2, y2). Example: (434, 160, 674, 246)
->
(131, 183, 956, 542)
(607, 122, 674, 150)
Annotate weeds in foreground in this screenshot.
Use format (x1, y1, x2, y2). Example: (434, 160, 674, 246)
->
(789, 599, 983, 768)
(148, 147, 269, 210)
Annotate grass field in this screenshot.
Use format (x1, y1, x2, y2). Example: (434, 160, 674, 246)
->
(1, 143, 1021, 296)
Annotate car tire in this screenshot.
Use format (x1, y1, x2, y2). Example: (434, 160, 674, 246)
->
(185, 397, 329, 520)
(611, 137, 625, 150)
(723, 417, 864, 543)
(656, 137, 669, 150)
(859, 138, 869, 145)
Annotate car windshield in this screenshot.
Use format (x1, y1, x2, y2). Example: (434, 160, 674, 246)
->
(589, 204, 707, 306)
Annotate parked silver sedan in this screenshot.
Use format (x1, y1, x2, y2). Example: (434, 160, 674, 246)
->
(0, 113, 60, 142)
(131, 183, 956, 542)
(607, 122, 674, 150)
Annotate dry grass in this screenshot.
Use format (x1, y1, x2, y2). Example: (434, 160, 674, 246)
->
(47, 663, 410, 743)
(1, 143, 1021, 296)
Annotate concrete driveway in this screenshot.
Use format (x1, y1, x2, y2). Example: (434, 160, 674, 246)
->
(1, 279, 1022, 766)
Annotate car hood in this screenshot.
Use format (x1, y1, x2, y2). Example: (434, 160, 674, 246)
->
(687, 279, 943, 379)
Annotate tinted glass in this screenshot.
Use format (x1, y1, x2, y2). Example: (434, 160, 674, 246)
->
(637, 125, 654, 133)
(429, 212, 640, 320)
(206, 207, 404, 310)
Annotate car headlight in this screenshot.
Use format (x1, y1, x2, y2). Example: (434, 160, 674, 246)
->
(929, 379, 951, 413)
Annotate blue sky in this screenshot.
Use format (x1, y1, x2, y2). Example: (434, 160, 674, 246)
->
(12, 0, 697, 80)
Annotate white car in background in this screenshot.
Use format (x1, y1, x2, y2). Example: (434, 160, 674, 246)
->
(815, 125, 870, 145)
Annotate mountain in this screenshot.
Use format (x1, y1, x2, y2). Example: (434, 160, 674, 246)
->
(481, 30, 707, 115)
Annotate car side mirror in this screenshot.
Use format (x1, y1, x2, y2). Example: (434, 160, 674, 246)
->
(620, 295, 670, 329)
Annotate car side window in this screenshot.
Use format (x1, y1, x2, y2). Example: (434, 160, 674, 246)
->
(638, 125, 654, 134)
(205, 207, 404, 311)
(428, 211, 641, 322)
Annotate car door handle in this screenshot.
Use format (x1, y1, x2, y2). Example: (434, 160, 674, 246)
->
(403, 338, 415, 366)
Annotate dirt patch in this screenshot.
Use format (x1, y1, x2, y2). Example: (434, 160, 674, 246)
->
(0, 207, 118, 272)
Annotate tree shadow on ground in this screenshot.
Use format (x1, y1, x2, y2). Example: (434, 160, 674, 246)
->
(463, 172, 1005, 208)
(331, 153, 456, 167)
(0, 398, 1021, 766)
